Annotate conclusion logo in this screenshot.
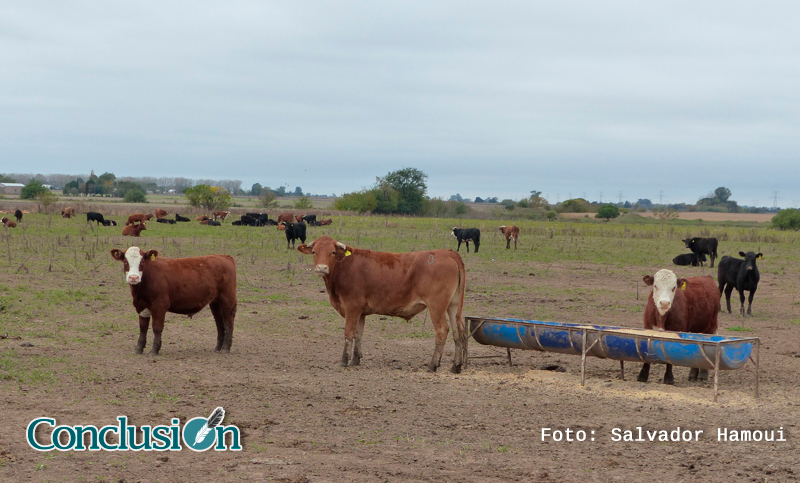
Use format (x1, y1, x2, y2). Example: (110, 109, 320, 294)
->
(27, 407, 241, 452)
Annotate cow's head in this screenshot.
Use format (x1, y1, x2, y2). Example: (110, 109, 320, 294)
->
(297, 236, 353, 277)
(452, 227, 459, 238)
(643, 269, 687, 318)
(110, 247, 159, 285)
(739, 251, 763, 271)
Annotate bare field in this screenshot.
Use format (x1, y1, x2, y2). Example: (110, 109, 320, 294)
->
(562, 211, 775, 223)
(1, 209, 798, 482)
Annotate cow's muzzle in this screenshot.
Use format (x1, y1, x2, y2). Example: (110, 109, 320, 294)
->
(656, 300, 671, 315)
(313, 265, 329, 276)
(126, 275, 141, 285)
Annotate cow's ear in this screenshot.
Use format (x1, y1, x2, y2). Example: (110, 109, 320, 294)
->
(739, 251, 746, 257)
(642, 275, 654, 286)
(297, 244, 313, 255)
(144, 250, 159, 261)
(757, 253, 763, 258)
(677, 278, 688, 290)
(110, 249, 125, 261)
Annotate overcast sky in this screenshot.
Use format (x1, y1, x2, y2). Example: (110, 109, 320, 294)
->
(2, 1, 799, 207)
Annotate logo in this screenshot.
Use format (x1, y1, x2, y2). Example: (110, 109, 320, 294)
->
(26, 407, 241, 452)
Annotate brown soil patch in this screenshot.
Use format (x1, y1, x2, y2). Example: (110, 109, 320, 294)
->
(562, 211, 774, 222)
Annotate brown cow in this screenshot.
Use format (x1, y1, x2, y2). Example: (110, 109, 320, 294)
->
(1, 217, 17, 228)
(61, 207, 76, 218)
(317, 219, 333, 226)
(298, 236, 468, 373)
(196, 215, 209, 221)
(110, 247, 237, 355)
(637, 269, 720, 384)
(295, 214, 304, 222)
(277, 212, 294, 223)
(121, 222, 147, 237)
(212, 211, 230, 221)
(498, 225, 520, 249)
(155, 208, 168, 219)
(126, 213, 154, 225)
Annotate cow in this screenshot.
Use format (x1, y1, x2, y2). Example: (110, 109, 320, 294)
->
(212, 211, 230, 221)
(277, 212, 294, 223)
(234, 215, 258, 226)
(157, 218, 176, 224)
(498, 225, 520, 250)
(121, 222, 147, 237)
(110, 247, 237, 355)
(61, 207, 76, 218)
(155, 208, 168, 219)
(196, 216, 209, 222)
(452, 227, 481, 253)
(14, 209, 22, 223)
(295, 214, 304, 222)
(297, 236, 468, 372)
(637, 269, 720, 385)
(103, 219, 118, 227)
(717, 251, 762, 316)
(175, 214, 191, 222)
(672, 252, 707, 267)
(282, 221, 307, 248)
(126, 213, 154, 226)
(207, 220, 221, 226)
(301, 214, 317, 224)
(87, 212, 110, 225)
(317, 219, 333, 226)
(683, 237, 719, 267)
(1, 217, 17, 228)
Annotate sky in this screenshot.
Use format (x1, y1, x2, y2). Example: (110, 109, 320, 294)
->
(2, 1, 799, 207)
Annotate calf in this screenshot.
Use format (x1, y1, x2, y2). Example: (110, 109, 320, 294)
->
(14, 209, 22, 223)
(155, 208, 168, 219)
(672, 252, 707, 267)
(175, 214, 191, 222)
(298, 236, 467, 372)
(121, 222, 147, 237)
(1, 217, 17, 228)
(103, 219, 118, 227)
(61, 207, 76, 218)
(212, 211, 230, 221)
(317, 218, 333, 226)
(637, 269, 719, 384)
(87, 212, 109, 225)
(452, 227, 481, 253)
(302, 214, 317, 224)
(126, 213, 154, 225)
(282, 221, 307, 248)
(498, 225, 520, 249)
(156, 218, 176, 224)
(717, 251, 762, 316)
(683, 237, 719, 267)
(110, 247, 237, 355)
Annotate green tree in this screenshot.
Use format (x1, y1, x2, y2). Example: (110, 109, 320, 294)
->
(333, 190, 378, 213)
(251, 183, 263, 196)
(558, 198, 591, 213)
(21, 179, 48, 199)
(124, 188, 148, 203)
(529, 190, 548, 208)
(715, 187, 732, 203)
(183, 185, 232, 211)
(293, 186, 304, 196)
(546, 210, 558, 221)
(595, 204, 620, 221)
(258, 188, 277, 208)
(771, 208, 800, 231)
(294, 196, 313, 209)
(0, 174, 17, 183)
(378, 167, 428, 214)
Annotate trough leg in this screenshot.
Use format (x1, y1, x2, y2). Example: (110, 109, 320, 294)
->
(619, 360, 625, 380)
(136, 315, 150, 354)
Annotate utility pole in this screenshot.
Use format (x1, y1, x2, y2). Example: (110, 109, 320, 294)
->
(618, 191, 624, 204)
(659, 191, 664, 205)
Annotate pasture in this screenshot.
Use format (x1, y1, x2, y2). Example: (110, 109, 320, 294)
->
(1, 207, 799, 482)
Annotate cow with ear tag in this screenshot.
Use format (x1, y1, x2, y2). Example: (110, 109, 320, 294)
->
(637, 269, 719, 385)
(110, 247, 237, 355)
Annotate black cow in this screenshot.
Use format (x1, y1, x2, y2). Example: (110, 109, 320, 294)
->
(87, 212, 110, 226)
(672, 252, 707, 267)
(103, 219, 117, 226)
(14, 209, 22, 223)
(302, 214, 317, 224)
(207, 220, 221, 226)
(452, 227, 480, 253)
(683, 237, 718, 267)
(718, 251, 762, 316)
(156, 218, 176, 224)
(283, 221, 307, 249)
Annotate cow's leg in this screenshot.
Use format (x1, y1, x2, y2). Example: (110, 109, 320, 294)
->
(746, 289, 757, 316)
(136, 315, 150, 354)
(340, 312, 360, 367)
(688, 367, 699, 381)
(427, 309, 450, 373)
(738, 289, 747, 316)
(663, 364, 674, 385)
(210, 302, 234, 353)
(506, 238, 510, 249)
(637, 363, 650, 382)
(446, 302, 467, 373)
(513, 237, 517, 250)
(724, 286, 735, 313)
(698, 369, 709, 381)
(350, 315, 367, 366)
(465, 241, 470, 253)
(474, 240, 479, 253)
(149, 312, 166, 356)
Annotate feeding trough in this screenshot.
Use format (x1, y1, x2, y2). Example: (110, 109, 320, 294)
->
(467, 317, 760, 402)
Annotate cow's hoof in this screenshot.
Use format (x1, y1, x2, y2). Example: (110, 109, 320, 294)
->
(698, 371, 709, 382)
(450, 365, 462, 374)
(147, 351, 159, 357)
(135, 349, 144, 355)
(636, 375, 648, 383)
(347, 360, 360, 367)
(663, 379, 675, 385)
(338, 361, 348, 368)
(426, 364, 438, 373)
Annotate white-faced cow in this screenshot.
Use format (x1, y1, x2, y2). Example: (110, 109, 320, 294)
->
(638, 269, 720, 384)
(717, 251, 762, 316)
(498, 225, 520, 249)
(452, 227, 480, 253)
(298, 236, 468, 373)
(110, 247, 237, 355)
(1, 217, 17, 228)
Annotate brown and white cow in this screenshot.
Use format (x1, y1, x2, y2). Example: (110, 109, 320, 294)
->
(110, 247, 237, 355)
(1, 217, 17, 228)
(298, 236, 468, 373)
(499, 225, 520, 249)
(155, 208, 168, 219)
(61, 206, 76, 218)
(126, 213, 153, 225)
(121, 222, 147, 237)
(277, 212, 294, 223)
(212, 211, 230, 221)
(638, 269, 720, 384)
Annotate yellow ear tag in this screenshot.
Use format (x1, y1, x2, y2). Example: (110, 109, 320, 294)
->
(681, 281, 686, 290)
(345, 250, 352, 257)
(150, 254, 155, 261)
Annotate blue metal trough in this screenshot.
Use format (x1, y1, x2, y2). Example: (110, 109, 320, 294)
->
(467, 317, 760, 402)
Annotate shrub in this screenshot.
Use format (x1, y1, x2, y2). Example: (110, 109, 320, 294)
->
(772, 208, 800, 231)
(124, 188, 148, 203)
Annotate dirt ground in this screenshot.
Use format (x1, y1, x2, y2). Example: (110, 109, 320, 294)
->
(1, 226, 799, 482)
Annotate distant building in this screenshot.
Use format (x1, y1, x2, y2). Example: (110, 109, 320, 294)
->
(0, 183, 25, 195)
